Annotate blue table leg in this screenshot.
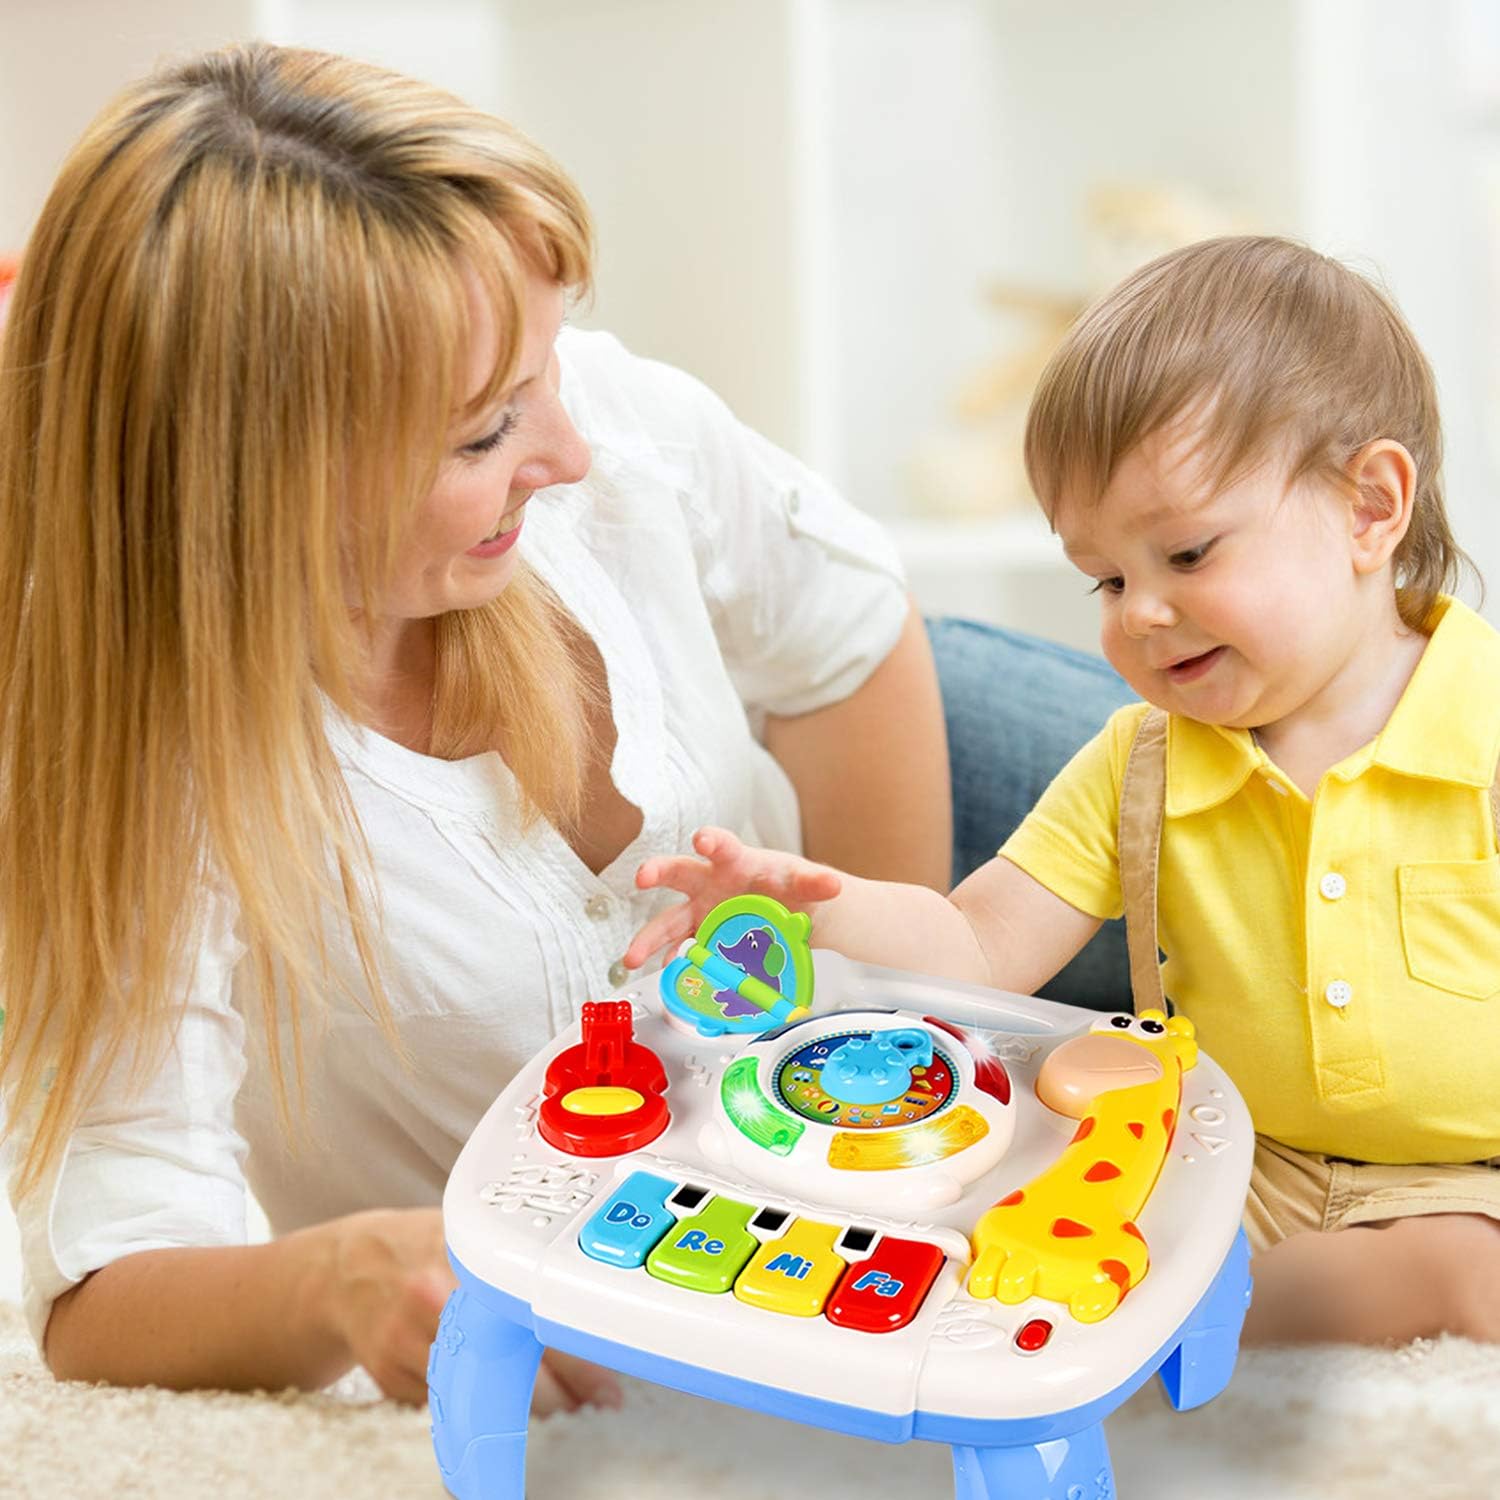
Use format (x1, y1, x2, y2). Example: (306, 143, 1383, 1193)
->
(428, 1285, 542, 1499)
(952, 1423, 1113, 1499)
(1156, 1227, 1253, 1412)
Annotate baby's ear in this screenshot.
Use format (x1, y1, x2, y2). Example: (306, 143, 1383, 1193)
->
(1345, 439, 1416, 574)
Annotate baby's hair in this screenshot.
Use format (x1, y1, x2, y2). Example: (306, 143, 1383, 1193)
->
(1024, 235, 1474, 629)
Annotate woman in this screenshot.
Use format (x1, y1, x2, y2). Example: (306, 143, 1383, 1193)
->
(0, 42, 950, 1409)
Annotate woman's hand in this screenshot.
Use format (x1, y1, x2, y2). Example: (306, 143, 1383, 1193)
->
(625, 826, 842, 970)
(322, 1208, 458, 1405)
(321, 1208, 623, 1413)
(534, 1348, 624, 1417)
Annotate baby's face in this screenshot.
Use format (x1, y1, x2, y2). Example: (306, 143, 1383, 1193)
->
(1054, 425, 1370, 733)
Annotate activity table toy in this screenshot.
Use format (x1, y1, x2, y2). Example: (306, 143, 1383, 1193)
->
(430, 896, 1254, 1498)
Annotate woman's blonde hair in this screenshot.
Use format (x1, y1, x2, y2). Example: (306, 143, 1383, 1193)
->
(0, 42, 596, 1193)
(1025, 235, 1474, 629)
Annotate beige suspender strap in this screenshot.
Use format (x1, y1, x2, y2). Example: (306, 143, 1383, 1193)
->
(1118, 708, 1170, 1016)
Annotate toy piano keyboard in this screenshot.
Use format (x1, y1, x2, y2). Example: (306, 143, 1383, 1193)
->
(430, 897, 1254, 1499)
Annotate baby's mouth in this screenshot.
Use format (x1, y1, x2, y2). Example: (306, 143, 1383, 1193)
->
(1163, 646, 1225, 682)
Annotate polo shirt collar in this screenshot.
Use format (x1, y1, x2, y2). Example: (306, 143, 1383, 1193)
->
(1162, 596, 1500, 818)
(1365, 596, 1500, 787)
(1164, 717, 1258, 818)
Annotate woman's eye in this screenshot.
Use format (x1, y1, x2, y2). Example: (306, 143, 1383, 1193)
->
(461, 410, 520, 457)
(1088, 576, 1125, 596)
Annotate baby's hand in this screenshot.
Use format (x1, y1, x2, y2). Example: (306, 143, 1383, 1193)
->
(625, 826, 841, 970)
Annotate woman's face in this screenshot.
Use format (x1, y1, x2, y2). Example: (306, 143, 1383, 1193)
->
(376, 263, 591, 622)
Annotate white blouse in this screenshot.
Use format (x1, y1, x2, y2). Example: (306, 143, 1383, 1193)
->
(9, 327, 909, 1345)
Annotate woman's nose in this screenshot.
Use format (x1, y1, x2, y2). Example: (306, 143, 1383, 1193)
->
(517, 406, 591, 492)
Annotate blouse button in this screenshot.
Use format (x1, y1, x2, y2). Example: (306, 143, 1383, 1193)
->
(786, 487, 802, 515)
(607, 959, 630, 989)
(1318, 872, 1347, 901)
(585, 894, 611, 921)
(1324, 979, 1352, 1009)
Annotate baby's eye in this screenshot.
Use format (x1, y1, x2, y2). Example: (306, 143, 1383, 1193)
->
(1088, 576, 1125, 596)
(1169, 542, 1213, 568)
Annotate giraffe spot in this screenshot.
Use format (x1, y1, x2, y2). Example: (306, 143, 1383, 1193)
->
(997, 1189, 1025, 1208)
(1050, 1218, 1094, 1238)
(1121, 1220, 1145, 1242)
(1072, 1117, 1097, 1144)
(1100, 1259, 1131, 1290)
(1127, 1121, 1145, 1139)
(1083, 1160, 1122, 1182)
(1162, 1107, 1176, 1137)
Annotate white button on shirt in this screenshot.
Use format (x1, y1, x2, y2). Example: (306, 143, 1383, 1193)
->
(11, 327, 911, 1348)
(1319, 872, 1347, 900)
(1324, 980, 1353, 1008)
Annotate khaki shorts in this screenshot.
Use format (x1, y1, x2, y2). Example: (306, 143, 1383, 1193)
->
(1245, 1135, 1500, 1254)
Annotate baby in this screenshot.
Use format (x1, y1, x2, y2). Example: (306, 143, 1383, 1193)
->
(627, 235, 1500, 1346)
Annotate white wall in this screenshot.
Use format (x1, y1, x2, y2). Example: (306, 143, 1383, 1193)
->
(0, 0, 260, 250)
(488, 0, 817, 458)
(1295, 0, 1499, 603)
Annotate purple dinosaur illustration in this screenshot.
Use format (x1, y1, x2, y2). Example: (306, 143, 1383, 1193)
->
(713, 926, 786, 1018)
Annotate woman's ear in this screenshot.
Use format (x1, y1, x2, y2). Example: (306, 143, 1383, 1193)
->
(1345, 439, 1416, 576)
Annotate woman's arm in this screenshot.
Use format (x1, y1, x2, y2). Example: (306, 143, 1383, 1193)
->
(44, 1209, 452, 1403)
(44, 1209, 623, 1409)
(763, 597, 951, 891)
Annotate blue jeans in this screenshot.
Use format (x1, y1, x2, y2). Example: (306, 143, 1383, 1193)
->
(926, 616, 1138, 1012)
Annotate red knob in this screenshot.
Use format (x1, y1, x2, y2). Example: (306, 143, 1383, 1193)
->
(537, 1002, 671, 1157)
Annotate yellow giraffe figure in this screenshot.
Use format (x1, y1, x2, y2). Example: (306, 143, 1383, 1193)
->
(968, 1009, 1197, 1323)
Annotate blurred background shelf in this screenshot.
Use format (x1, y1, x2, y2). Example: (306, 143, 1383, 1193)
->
(884, 514, 1063, 573)
(488, 0, 1500, 641)
(883, 514, 1099, 650)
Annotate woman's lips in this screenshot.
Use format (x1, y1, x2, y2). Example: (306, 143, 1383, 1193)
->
(1163, 646, 1225, 684)
(466, 501, 527, 558)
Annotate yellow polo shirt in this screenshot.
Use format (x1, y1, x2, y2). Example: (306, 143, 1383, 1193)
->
(1001, 597, 1500, 1164)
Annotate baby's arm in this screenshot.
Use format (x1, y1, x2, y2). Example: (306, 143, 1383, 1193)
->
(629, 826, 1101, 993)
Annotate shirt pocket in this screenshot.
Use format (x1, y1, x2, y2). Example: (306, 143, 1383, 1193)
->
(1397, 856, 1500, 1000)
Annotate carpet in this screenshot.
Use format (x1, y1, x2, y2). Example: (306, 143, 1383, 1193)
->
(2, 1302, 1497, 1499)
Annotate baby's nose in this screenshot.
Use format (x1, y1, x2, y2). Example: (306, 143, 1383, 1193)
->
(1121, 588, 1175, 637)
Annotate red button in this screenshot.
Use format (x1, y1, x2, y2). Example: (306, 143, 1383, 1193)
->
(923, 1014, 1010, 1104)
(1014, 1317, 1053, 1353)
(538, 1001, 670, 1157)
(825, 1236, 945, 1333)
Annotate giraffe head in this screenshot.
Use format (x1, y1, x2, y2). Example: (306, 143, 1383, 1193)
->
(1036, 1008, 1197, 1119)
(1089, 1009, 1197, 1069)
